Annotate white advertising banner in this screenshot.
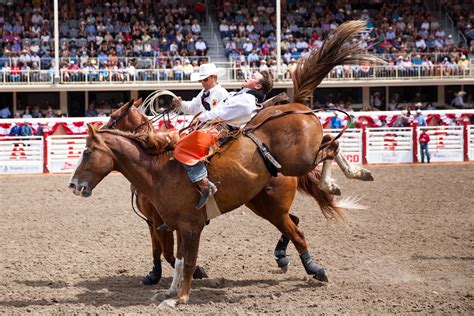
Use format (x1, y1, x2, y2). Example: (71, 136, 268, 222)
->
(366, 128, 413, 164)
(48, 135, 86, 173)
(417, 126, 464, 162)
(0, 136, 43, 174)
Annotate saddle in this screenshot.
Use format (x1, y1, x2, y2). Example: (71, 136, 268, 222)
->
(172, 93, 290, 170)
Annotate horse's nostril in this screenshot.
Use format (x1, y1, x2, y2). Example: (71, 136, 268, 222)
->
(68, 183, 76, 190)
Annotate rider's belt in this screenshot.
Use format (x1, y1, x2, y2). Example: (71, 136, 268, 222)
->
(244, 131, 281, 177)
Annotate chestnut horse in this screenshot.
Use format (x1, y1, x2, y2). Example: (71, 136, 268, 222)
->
(104, 98, 359, 285)
(70, 21, 381, 307)
(105, 98, 373, 286)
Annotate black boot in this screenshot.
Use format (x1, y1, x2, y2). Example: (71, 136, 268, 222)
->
(195, 177, 218, 209)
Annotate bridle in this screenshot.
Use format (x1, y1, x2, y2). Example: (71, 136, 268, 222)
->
(107, 104, 133, 129)
(106, 105, 152, 133)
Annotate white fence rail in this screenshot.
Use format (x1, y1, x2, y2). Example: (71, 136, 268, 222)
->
(47, 135, 86, 173)
(324, 129, 362, 164)
(469, 126, 474, 161)
(0, 136, 43, 173)
(366, 128, 413, 164)
(419, 126, 464, 162)
(0, 126, 472, 174)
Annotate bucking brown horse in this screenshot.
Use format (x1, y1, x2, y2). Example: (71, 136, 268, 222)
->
(69, 21, 381, 308)
(104, 98, 367, 286)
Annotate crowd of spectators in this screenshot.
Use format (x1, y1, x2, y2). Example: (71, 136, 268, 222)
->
(0, 0, 472, 83)
(0, 0, 210, 81)
(217, 0, 472, 79)
(441, 0, 474, 49)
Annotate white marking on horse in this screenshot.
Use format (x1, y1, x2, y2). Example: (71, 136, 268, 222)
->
(168, 258, 184, 296)
(69, 148, 86, 184)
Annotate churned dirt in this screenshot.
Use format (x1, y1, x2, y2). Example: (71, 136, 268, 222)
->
(0, 164, 473, 314)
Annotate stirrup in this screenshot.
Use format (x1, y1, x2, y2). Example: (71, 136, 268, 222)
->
(157, 223, 174, 232)
(195, 180, 217, 209)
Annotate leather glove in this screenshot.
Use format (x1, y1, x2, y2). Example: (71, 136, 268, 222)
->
(171, 97, 182, 109)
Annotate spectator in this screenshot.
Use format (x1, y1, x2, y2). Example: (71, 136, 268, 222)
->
(9, 122, 22, 136)
(451, 91, 466, 109)
(419, 128, 431, 163)
(20, 123, 33, 136)
(183, 59, 194, 80)
(45, 107, 55, 118)
(1, 106, 11, 118)
(86, 103, 98, 117)
(22, 108, 33, 118)
(414, 109, 427, 126)
(330, 112, 343, 129)
(195, 38, 207, 56)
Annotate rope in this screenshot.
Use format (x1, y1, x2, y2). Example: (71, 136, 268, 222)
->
(141, 89, 179, 116)
(131, 191, 153, 227)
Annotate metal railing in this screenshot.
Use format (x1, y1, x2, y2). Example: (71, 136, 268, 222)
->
(0, 70, 54, 84)
(0, 63, 472, 85)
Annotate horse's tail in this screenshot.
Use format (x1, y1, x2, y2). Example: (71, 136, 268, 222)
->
(292, 20, 384, 103)
(297, 168, 366, 222)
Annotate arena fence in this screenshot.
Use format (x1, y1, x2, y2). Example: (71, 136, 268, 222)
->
(366, 127, 413, 164)
(0, 136, 43, 173)
(469, 126, 474, 161)
(0, 124, 472, 174)
(323, 129, 362, 164)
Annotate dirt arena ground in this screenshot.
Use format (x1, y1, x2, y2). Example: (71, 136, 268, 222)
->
(0, 164, 473, 314)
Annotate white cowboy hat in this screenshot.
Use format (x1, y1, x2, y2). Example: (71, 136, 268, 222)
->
(190, 63, 226, 81)
(456, 91, 467, 96)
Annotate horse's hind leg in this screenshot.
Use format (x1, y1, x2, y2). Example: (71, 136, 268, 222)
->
(266, 211, 328, 282)
(246, 175, 297, 273)
(317, 135, 341, 196)
(273, 213, 299, 273)
(136, 193, 163, 285)
(247, 176, 328, 282)
(335, 152, 374, 181)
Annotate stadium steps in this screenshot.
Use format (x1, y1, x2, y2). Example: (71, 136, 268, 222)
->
(426, 0, 462, 44)
(201, 16, 228, 64)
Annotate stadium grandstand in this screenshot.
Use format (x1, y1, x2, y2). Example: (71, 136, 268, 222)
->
(0, 0, 472, 117)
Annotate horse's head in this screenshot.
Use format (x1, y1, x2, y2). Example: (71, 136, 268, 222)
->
(69, 124, 114, 197)
(104, 98, 149, 132)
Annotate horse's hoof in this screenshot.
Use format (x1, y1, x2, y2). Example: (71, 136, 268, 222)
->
(329, 185, 341, 196)
(359, 169, 374, 181)
(151, 290, 175, 301)
(193, 265, 209, 279)
(142, 273, 160, 285)
(276, 256, 290, 273)
(313, 270, 329, 282)
(158, 298, 178, 309)
(280, 262, 291, 273)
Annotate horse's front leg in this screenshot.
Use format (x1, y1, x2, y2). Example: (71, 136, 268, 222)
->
(158, 224, 203, 309)
(335, 152, 374, 181)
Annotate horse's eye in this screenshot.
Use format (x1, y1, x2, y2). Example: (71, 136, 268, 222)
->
(83, 149, 91, 157)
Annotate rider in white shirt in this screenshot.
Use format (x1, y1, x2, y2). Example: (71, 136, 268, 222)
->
(172, 68, 274, 208)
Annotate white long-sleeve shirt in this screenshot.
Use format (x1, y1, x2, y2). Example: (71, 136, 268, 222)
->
(198, 89, 261, 128)
(180, 84, 229, 115)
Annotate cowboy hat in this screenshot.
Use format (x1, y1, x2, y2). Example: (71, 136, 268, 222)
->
(190, 63, 226, 81)
(456, 91, 467, 96)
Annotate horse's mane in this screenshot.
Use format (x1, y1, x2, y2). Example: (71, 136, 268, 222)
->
(292, 20, 384, 103)
(97, 129, 172, 155)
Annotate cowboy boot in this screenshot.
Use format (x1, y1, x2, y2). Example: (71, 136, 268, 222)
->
(195, 177, 218, 209)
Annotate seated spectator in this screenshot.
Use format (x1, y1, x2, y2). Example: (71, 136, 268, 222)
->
(183, 59, 194, 80)
(330, 112, 343, 129)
